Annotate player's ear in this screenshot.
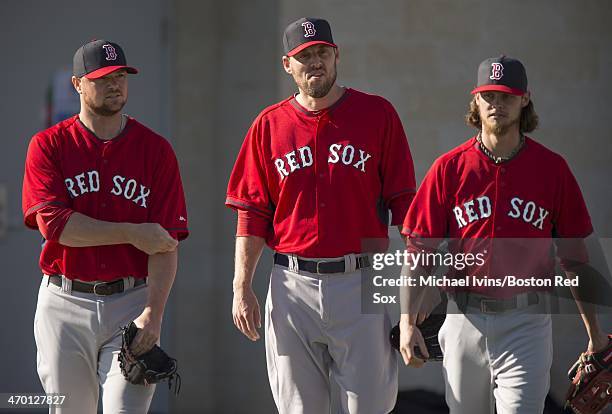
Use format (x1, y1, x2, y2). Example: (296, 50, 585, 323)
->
(521, 91, 530, 108)
(71, 76, 82, 94)
(334, 48, 340, 62)
(282, 55, 292, 74)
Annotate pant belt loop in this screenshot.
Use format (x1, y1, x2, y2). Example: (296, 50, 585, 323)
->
(288, 254, 299, 273)
(516, 293, 527, 308)
(344, 254, 357, 273)
(457, 291, 469, 313)
(124, 276, 134, 290)
(61, 275, 72, 294)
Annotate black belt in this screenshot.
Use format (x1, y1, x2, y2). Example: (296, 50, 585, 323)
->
(451, 291, 539, 314)
(274, 253, 370, 274)
(48, 275, 146, 296)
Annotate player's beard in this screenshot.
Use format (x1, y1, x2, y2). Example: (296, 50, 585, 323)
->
(299, 62, 337, 98)
(84, 94, 127, 117)
(482, 113, 519, 136)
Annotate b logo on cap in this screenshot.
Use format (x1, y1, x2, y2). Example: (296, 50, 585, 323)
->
(490, 62, 504, 80)
(102, 44, 118, 61)
(301, 21, 316, 37)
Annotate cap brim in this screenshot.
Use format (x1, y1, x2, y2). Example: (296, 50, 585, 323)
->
(84, 65, 138, 79)
(286, 41, 337, 57)
(471, 85, 525, 96)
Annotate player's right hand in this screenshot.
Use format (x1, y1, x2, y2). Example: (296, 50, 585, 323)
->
(128, 223, 178, 255)
(399, 318, 429, 368)
(232, 286, 261, 341)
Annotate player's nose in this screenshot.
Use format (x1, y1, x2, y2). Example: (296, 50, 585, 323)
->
(310, 60, 323, 70)
(489, 96, 504, 108)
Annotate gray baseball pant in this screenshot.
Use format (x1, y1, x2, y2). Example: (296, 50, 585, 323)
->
(34, 275, 155, 414)
(439, 299, 552, 414)
(265, 260, 398, 414)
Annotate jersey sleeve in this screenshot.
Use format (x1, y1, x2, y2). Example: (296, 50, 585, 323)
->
(225, 118, 274, 220)
(402, 157, 449, 239)
(380, 101, 416, 225)
(148, 141, 189, 241)
(553, 158, 593, 270)
(35, 205, 74, 241)
(236, 209, 272, 238)
(553, 158, 593, 238)
(22, 133, 72, 229)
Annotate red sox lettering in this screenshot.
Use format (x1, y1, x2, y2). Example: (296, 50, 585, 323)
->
(64, 170, 151, 208)
(508, 197, 549, 230)
(453, 194, 550, 230)
(273, 146, 313, 178)
(453, 195, 492, 228)
(64, 170, 100, 197)
(273, 143, 372, 179)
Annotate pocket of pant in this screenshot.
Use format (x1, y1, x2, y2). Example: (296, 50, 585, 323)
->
(437, 316, 449, 354)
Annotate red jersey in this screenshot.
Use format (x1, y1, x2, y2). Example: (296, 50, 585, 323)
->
(226, 88, 416, 258)
(402, 136, 593, 297)
(22, 115, 189, 282)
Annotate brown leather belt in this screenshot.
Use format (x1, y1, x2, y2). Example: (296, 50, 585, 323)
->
(274, 253, 370, 274)
(48, 275, 146, 296)
(450, 291, 539, 314)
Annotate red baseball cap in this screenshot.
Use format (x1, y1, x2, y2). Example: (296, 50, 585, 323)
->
(73, 39, 138, 79)
(471, 55, 527, 96)
(283, 18, 337, 57)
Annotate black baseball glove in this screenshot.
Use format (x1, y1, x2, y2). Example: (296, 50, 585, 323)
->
(390, 314, 446, 361)
(118, 321, 181, 394)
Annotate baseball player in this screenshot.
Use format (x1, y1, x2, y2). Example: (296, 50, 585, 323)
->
(399, 56, 608, 413)
(226, 17, 416, 414)
(22, 39, 188, 413)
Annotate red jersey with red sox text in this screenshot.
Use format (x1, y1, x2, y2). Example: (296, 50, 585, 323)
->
(22, 115, 189, 282)
(402, 137, 593, 297)
(226, 88, 416, 257)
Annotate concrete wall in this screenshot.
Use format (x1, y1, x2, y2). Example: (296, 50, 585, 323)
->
(1, 0, 610, 413)
(172, 0, 279, 412)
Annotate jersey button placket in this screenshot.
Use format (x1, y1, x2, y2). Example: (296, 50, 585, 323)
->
(487, 166, 504, 277)
(314, 116, 323, 242)
(97, 135, 107, 273)
(96, 147, 107, 219)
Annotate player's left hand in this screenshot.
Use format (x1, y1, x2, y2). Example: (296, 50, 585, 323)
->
(399, 316, 428, 368)
(588, 330, 610, 353)
(131, 308, 162, 356)
(416, 287, 441, 324)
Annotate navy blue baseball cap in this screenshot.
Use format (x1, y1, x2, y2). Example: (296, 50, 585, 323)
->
(73, 39, 138, 79)
(471, 55, 527, 96)
(283, 17, 337, 57)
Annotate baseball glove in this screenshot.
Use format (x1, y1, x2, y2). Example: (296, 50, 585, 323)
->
(565, 335, 612, 414)
(390, 313, 446, 361)
(118, 321, 181, 394)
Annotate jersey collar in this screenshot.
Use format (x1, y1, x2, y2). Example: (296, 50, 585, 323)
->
(289, 87, 350, 117)
(75, 114, 132, 145)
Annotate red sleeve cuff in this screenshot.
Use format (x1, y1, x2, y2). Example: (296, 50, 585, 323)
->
(35, 205, 75, 242)
(236, 209, 271, 238)
(556, 238, 590, 271)
(166, 228, 189, 241)
(389, 193, 414, 226)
